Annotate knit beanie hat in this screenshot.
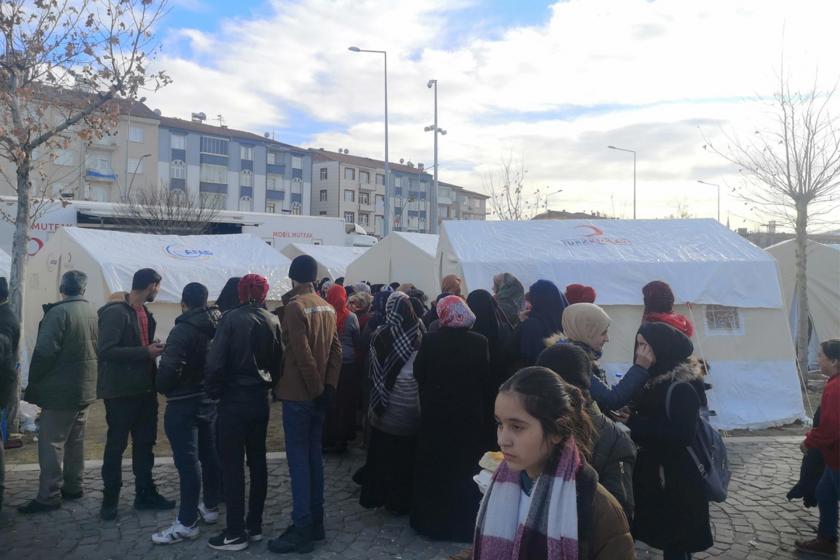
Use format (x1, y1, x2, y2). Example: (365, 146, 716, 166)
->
(289, 255, 318, 283)
(642, 280, 675, 313)
(565, 283, 597, 305)
(238, 274, 269, 304)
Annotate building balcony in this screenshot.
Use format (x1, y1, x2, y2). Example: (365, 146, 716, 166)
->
(359, 181, 376, 192)
(359, 202, 375, 213)
(91, 139, 118, 151)
(85, 168, 117, 182)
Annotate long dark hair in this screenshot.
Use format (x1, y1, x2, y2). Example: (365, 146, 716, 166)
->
(499, 366, 594, 464)
(215, 277, 241, 312)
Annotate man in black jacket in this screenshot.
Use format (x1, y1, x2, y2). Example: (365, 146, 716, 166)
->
(0, 276, 16, 510)
(205, 274, 283, 552)
(0, 277, 20, 433)
(152, 282, 222, 545)
(98, 268, 173, 521)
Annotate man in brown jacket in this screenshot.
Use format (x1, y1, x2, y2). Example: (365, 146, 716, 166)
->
(269, 255, 341, 555)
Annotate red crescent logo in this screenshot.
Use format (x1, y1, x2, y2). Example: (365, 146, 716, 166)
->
(27, 237, 44, 256)
(576, 225, 604, 237)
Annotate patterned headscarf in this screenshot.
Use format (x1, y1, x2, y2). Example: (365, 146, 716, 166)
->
(238, 274, 269, 305)
(493, 273, 526, 327)
(437, 295, 476, 328)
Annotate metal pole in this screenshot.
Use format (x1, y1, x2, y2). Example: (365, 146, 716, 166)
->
(633, 150, 636, 220)
(431, 81, 438, 234)
(383, 51, 390, 237)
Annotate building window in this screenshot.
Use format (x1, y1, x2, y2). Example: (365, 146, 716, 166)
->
(360, 191, 370, 205)
(409, 178, 418, 189)
(171, 160, 186, 180)
(200, 136, 228, 155)
(239, 196, 252, 211)
(319, 189, 328, 202)
(319, 210, 327, 216)
(240, 169, 253, 187)
(200, 163, 227, 183)
(320, 167, 328, 180)
(344, 189, 355, 202)
(171, 134, 186, 150)
(267, 151, 282, 165)
(359, 213, 370, 227)
(376, 173, 385, 185)
(128, 157, 144, 174)
(200, 192, 226, 209)
(395, 187, 402, 196)
(291, 193, 302, 204)
(375, 194, 384, 209)
(705, 305, 744, 336)
(344, 211, 355, 224)
(267, 174, 283, 191)
(129, 126, 144, 143)
(240, 145, 253, 160)
(375, 215, 383, 234)
(344, 167, 355, 180)
(265, 201, 278, 214)
(292, 156, 303, 169)
(291, 205, 302, 215)
(360, 171, 370, 184)
(394, 176, 402, 188)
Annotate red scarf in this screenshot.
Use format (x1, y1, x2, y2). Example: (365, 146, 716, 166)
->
(327, 284, 350, 335)
(643, 311, 695, 337)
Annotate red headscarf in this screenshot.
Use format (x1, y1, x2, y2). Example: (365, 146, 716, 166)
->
(565, 283, 597, 304)
(238, 274, 269, 305)
(643, 311, 695, 338)
(436, 295, 476, 328)
(326, 284, 350, 335)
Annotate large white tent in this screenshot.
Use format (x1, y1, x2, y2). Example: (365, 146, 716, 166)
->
(345, 232, 439, 297)
(281, 243, 369, 281)
(23, 228, 292, 382)
(438, 218, 806, 430)
(767, 239, 840, 366)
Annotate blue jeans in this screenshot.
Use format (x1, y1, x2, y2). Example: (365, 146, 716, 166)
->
(817, 467, 840, 540)
(282, 399, 327, 528)
(164, 397, 221, 526)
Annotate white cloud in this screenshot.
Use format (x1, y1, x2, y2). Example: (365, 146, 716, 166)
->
(149, 0, 840, 229)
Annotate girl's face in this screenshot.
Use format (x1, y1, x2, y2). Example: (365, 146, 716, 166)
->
(495, 392, 561, 479)
(592, 327, 609, 352)
(818, 347, 839, 376)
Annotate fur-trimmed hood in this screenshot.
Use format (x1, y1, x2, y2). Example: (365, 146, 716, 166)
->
(636, 359, 707, 410)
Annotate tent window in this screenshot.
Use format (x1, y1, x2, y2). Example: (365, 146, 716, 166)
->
(705, 305, 743, 335)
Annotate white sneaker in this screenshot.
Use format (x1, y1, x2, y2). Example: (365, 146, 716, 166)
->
(198, 503, 220, 525)
(152, 520, 200, 545)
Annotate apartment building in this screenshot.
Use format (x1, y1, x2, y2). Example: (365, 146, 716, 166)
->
(157, 116, 311, 215)
(310, 149, 487, 236)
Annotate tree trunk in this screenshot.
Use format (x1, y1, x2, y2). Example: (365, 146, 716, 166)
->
(793, 200, 810, 379)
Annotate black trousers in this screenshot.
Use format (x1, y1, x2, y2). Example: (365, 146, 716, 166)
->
(218, 389, 269, 535)
(101, 393, 158, 493)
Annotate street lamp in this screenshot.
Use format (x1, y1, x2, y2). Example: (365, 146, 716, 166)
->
(124, 96, 147, 200)
(126, 153, 151, 200)
(607, 145, 637, 219)
(697, 180, 721, 222)
(349, 46, 391, 236)
(425, 79, 447, 234)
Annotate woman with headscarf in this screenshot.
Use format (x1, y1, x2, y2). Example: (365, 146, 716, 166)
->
(556, 302, 655, 412)
(411, 296, 489, 542)
(641, 280, 695, 337)
(323, 284, 360, 453)
(422, 274, 463, 328)
(492, 273, 525, 328)
(514, 279, 568, 367)
(359, 292, 422, 514)
(627, 322, 712, 560)
(215, 277, 242, 313)
(467, 289, 514, 449)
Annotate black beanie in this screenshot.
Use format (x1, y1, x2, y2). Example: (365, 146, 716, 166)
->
(289, 255, 318, 283)
(536, 343, 592, 391)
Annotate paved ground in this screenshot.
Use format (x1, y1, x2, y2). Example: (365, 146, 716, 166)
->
(0, 436, 822, 559)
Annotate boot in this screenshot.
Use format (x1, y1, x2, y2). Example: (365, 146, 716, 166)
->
(267, 524, 314, 554)
(794, 535, 837, 557)
(313, 514, 325, 542)
(134, 486, 176, 511)
(100, 487, 120, 521)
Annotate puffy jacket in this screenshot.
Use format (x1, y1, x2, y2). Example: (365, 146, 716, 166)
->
(25, 297, 98, 409)
(589, 403, 636, 520)
(205, 303, 283, 399)
(805, 374, 840, 470)
(275, 283, 342, 401)
(96, 298, 157, 399)
(156, 306, 220, 400)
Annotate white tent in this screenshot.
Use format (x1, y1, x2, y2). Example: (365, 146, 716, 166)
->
(767, 240, 840, 366)
(23, 228, 292, 382)
(281, 243, 369, 281)
(345, 232, 439, 297)
(0, 248, 9, 279)
(438, 218, 806, 430)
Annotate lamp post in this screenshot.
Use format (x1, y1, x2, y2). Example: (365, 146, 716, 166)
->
(124, 96, 147, 201)
(425, 79, 447, 234)
(697, 180, 721, 222)
(607, 145, 637, 219)
(126, 153, 151, 201)
(349, 46, 390, 236)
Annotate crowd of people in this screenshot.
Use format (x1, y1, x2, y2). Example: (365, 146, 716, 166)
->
(0, 262, 837, 560)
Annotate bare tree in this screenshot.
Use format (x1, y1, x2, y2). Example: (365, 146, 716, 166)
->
(705, 71, 840, 376)
(484, 153, 555, 220)
(113, 184, 221, 235)
(0, 0, 170, 321)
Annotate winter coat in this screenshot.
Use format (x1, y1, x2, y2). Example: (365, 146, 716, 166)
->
(513, 315, 556, 367)
(627, 361, 712, 553)
(0, 300, 20, 356)
(0, 332, 15, 409)
(411, 327, 490, 542)
(25, 297, 98, 410)
(96, 298, 157, 399)
(275, 283, 342, 401)
(205, 303, 283, 399)
(340, 313, 360, 364)
(805, 374, 840, 470)
(579, 464, 637, 560)
(156, 306, 221, 400)
(0, 300, 19, 407)
(590, 363, 650, 412)
(788, 406, 824, 507)
(589, 402, 637, 520)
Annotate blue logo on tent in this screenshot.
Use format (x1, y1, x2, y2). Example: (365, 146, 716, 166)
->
(164, 245, 214, 259)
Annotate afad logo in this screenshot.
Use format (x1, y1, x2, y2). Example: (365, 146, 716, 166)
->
(164, 244, 215, 259)
(560, 225, 632, 247)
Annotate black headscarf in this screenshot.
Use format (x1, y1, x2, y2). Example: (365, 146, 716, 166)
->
(527, 279, 568, 334)
(467, 289, 500, 345)
(637, 321, 694, 377)
(215, 277, 241, 312)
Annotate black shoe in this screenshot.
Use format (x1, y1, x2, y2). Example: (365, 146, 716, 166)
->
(208, 530, 249, 551)
(246, 528, 263, 542)
(313, 517, 325, 542)
(268, 525, 314, 554)
(18, 500, 61, 514)
(134, 488, 176, 511)
(61, 489, 83, 501)
(100, 489, 120, 521)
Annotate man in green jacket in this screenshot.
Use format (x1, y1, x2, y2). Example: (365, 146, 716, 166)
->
(97, 268, 173, 521)
(19, 271, 98, 514)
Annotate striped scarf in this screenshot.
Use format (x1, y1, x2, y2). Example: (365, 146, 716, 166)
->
(474, 438, 582, 560)
(369, 292, 420, 417)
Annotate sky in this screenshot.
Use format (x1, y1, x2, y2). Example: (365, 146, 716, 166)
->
(147, 0, 840, 231)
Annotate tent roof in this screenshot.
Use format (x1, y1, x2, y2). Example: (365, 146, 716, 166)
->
(393, 231, 438, 257)
(282, 243, 369, 280)
(56, 227, 292, 303)
(441, 219, 782, 308)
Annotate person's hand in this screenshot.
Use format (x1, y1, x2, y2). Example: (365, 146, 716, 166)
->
(609, 408, 631, 424)
(635, 338, 655, 370)
(147, 342, 165, 359)
(800, 440, 808, 454)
